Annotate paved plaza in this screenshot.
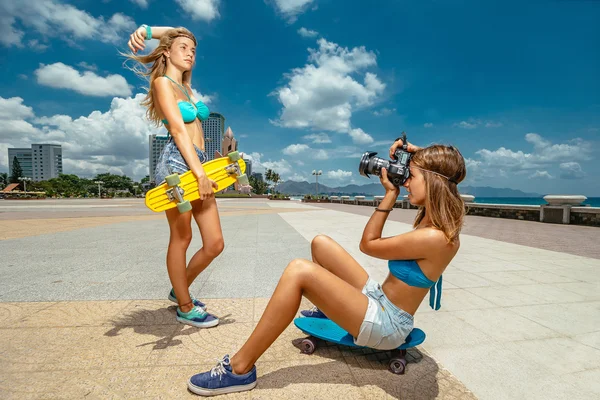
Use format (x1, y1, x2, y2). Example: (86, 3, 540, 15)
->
(1, 198, 599, 399)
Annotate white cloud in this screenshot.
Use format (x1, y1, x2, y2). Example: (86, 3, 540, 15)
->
(298, 27, 318, 38)
(190, 88, 213, 105)
(529, 170, 554, 179)
(467, 133, 592, 182)
(175, 0, 220, 22)
(349, 128, 374, 145)
(0, 97, 35, 120)
(130, 0, 148, 8)
(271, 38, 384, 140)
(303, 133, 331, 143)
(313, 149, 328, 160)
(282, 143, 310, 155)
(0, 0, 136, 47)
(485, 121, 503, 128)
(0, 94, 162, 178)
(35, 63, 132, 97)
(454, 118, 502, 129)
(271, 0, 315, 22)
(77, 62, 98, 71)
(559, 162, 585, 179)
(454, 121, 477, 129)
(424, 123, 433, 128)
(327, 169, 352, 179)
(373, 108, 396, 117)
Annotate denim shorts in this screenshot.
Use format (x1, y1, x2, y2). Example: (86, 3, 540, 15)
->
(154, 137, 208, 184)
(354, 278, 414, 350)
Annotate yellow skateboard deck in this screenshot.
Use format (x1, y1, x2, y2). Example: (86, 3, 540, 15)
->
(145, 151, 247, 213)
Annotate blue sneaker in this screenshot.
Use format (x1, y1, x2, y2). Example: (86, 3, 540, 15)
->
(300, 306, 328, 319)
(176, 306, 219, 328)
(169, 288, 207, 310)
(188, 355, 257, 396)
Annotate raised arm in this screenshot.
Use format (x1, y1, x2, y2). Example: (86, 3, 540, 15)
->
(128, 25, 174, 53)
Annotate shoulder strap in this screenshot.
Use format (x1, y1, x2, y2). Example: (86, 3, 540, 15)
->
(163, 75, 192, 102)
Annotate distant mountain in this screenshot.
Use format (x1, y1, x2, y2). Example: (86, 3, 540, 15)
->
(276, 180, 542, 197)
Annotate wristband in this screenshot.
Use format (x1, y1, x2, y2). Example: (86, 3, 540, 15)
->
(140, 24, 152, 40)
(375, 207, 393, 212)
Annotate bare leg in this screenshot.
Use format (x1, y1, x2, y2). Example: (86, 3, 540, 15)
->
(230, 258, 369, 374)
(165, 207, 194, 312)
(185, 197, 225, 286)
(311, 234, 369, 289)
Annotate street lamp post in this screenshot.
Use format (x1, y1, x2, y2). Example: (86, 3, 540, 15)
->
(312, 170, 322, 197)
(18, 177, 32, 192)
(94, 181, 104, 198)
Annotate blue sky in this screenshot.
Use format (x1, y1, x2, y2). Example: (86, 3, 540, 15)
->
(0, 0, 598, 195)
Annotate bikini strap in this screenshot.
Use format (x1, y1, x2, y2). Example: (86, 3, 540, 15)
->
(163, 75, 192, 102)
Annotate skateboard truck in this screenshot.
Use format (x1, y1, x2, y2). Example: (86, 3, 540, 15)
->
(164, 174, 192, 213)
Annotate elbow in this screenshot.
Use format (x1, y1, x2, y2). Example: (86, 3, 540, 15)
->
(359, 240, 369, 255)
(169, 128, 187, 140)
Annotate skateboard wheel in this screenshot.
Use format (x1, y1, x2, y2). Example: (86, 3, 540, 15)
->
(227, 151, 240, 161)
(300, 338, 316, 354)
(177, 200, 192, 213)
(237, 174, 249, 186)
(165, 174, 181, 187)
(389, 358, 407, 375)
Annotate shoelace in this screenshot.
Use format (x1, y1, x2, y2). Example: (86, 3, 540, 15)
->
(210, 357, 230, 379)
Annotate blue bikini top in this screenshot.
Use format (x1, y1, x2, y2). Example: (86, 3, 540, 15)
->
(388, 259, 443, 310)
(161, 75, 209, 125)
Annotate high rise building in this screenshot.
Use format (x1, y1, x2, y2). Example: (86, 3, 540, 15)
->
(8, 148, 32, 179)
(244, 158, 252, 177)
(149, 134, 169, 184)
(8, 144, 62, 181)
(202, 112, 225, 161)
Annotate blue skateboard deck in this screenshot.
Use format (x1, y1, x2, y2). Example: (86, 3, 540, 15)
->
(294, 317, 426, 374)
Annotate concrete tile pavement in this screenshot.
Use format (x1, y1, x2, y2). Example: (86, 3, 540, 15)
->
(279, 206, 600, 400)
(1, 198, 599, 399)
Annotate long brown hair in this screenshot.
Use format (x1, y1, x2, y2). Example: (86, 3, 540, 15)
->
(411, 145, 467, 243)
(122, 27, 197, 126)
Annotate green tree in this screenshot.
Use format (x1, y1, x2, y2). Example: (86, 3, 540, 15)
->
(0, 172, 7, 189)
(93, 173, 134, 192)
(272, 172, 281, 193)
(141, 175, 150, 184)
(248, 174, 267, 195)
(10, 157, 23, 183)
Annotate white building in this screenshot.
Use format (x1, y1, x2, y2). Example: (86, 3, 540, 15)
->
(8, 144, 62, 181)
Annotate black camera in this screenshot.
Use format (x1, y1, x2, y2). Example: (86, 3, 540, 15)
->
(358, 132, 411, 187)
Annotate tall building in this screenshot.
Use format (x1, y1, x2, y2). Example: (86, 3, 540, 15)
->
(202, 112, 225, 161)
(244, 158, 252, 177)
(149, 134, 169, 184)
(8, 144, 62, 181)
(8, 148, 32, 179)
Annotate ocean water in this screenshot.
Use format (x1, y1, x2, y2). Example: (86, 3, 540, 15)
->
(473, 197, 600, 207)
(293, 195, 600, 207)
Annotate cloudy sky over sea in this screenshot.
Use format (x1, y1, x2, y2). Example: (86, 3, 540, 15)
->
(0, 0, 598, 195)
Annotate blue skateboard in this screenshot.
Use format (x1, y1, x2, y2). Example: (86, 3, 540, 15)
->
(294, 317, 426, 375)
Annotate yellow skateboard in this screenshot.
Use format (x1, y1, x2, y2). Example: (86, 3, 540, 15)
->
(145, 151, 248, 213)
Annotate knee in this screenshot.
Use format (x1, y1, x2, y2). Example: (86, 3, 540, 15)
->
(283, 258, 314, 282)
(311, 234, 332, 253)
(204, 237, 224, 258)
(171, 230, 193, 248)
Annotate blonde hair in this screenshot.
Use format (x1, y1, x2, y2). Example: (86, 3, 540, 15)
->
(411, 145, 467, 243)
(123, 27, 197, 126)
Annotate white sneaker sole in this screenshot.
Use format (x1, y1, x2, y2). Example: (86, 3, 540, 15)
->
(176, 316, 219, 328)
(187, 379, 257, 396)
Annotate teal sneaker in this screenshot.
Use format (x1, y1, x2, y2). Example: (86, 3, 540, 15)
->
(169, 288, 207, 310)
(176, 306, 219, 328)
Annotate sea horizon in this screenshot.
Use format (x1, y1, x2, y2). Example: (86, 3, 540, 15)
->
(288, 195, 600, 208)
